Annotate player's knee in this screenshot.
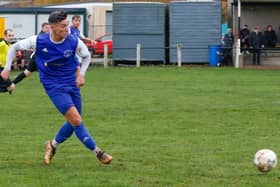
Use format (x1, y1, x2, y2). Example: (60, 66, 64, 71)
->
(70, 116, 82, 126)
(68, 113, 82, 125)
(65, 107, 82, 125)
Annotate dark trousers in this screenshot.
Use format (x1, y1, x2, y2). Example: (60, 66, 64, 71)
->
(252, 49, 261, 65)
(241, 42, 249, 53)
(0, 73, 13, 92)
(223, 53, 233, 66)
(221, 48, 233, 66)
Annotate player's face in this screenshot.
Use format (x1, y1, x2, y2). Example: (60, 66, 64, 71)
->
(51, 19, 69, 40)
(42, 24, 50, 33)
(72, 18, 81, 29)
(5, 30, 14, 43)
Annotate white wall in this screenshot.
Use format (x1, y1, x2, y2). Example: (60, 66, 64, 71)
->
(0, 14, 35, 38)
(0, 12, 86, 39)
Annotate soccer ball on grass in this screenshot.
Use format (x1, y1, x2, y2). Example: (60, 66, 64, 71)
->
(253, 149, 277, 172)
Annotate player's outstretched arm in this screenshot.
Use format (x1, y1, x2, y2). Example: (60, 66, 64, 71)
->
(79, 33, 92, 43)
(1, 36, 37, 80)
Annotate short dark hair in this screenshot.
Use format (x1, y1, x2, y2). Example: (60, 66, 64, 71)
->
(41, 22, 49, 28)
(72, 15, 81, 21)
(48, 10, 67, 24)
(4, 29, 13, 36)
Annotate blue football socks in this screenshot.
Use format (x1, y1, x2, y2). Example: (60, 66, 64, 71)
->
(54, 122, 74, 144)
(73, 123, 96, 151)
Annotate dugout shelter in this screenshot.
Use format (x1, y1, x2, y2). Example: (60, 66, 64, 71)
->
(231, 0, 280, 67)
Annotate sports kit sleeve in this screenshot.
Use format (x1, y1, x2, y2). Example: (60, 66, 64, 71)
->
(4, 35, 37, 71)
(76, 38, 91, 76)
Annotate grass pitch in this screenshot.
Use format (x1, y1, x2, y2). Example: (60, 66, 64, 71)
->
(1, 66, 280, 186)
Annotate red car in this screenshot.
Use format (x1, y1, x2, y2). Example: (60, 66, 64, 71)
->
(86, 33, 112, 56)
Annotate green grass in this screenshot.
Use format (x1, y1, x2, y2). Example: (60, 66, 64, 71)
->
(1, 66, 280, 186)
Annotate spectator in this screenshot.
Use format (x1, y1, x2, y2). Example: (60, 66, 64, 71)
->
(263, 24, 278, 48)
(221, 28, 234, 66)
(0, 29, 14, 70)
(39, 22, 50, 34)
(240, 24, 250, 54)
(69, 15, 91, 43)
(249, 26, 264, 65)
(69, 15, 93, 63)
(0, 29, 15, 93)
(12, 50, 26, 71)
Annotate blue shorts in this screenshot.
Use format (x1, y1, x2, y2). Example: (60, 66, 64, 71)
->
(46, 86, 82, 115)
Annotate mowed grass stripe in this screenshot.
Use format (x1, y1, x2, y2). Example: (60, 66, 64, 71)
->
(0, 66, 280, 186)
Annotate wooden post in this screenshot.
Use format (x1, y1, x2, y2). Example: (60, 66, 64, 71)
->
(104, 44, 108, 68)
(136, 43, 141, 67)
(177, 43, 182, 67)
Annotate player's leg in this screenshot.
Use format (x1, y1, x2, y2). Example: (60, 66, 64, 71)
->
(49, 88, 82, 150)
(52, 122, 74, 146)
(45, 88, 112, 165)
(70, 89, 112, 164)
(13, 69, 33, 85)
(0, 76, 15, 93)
(67, 90, 96, 151)
(44, 90, 73, 165)
(65, 106, 112, 164)
(13, 70, 27, 84)
(44, 121, 74, 165)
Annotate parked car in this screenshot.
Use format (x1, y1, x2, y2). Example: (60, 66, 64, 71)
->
(86, 33, 112, 56)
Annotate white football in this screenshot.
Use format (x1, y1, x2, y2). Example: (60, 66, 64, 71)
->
(253, 149, 277, 172)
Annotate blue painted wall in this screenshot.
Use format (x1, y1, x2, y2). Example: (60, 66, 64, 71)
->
(113, 3, 166, 62)
(169, 1, 221, 63)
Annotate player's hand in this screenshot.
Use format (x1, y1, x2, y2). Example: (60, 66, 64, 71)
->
(1, 70, 10, 80)
(7, 83, 15, 92)
(76, 74, 85, 88)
